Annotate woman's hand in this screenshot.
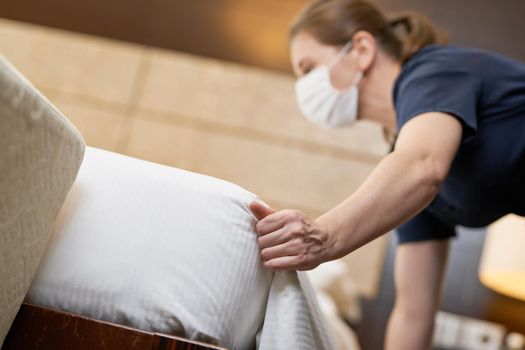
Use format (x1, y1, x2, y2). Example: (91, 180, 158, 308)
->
(249, 201, 340, 271)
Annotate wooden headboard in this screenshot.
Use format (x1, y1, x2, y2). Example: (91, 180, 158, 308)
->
(2, 303, 226, 350)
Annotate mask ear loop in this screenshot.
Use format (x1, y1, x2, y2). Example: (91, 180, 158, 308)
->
(327, 41, 353, 70)
(351, 71, 364, 87)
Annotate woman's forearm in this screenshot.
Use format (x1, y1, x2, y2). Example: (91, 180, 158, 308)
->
(316, 150, 443, 259)
(250, 112, 461, 271)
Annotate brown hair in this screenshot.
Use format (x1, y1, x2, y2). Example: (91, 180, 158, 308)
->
(290, 0, 447, 63)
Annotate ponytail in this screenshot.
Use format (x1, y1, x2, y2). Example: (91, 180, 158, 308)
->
(389, 11, 448, 62)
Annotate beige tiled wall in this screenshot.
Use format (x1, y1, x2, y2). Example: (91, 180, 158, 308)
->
(0, 18, 390, 298)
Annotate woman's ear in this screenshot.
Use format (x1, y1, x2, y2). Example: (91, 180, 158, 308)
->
(351, 30, 377, 72)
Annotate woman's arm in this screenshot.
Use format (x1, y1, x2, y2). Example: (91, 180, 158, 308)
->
(250, 112, 462, 270)
(318, 111, 462, 258)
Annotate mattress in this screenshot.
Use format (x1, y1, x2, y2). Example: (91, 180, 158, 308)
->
(0, 56, 85, 345)
(26, 147, 335, 350)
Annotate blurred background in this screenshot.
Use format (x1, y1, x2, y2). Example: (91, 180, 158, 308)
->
(1, 0, 524, 349)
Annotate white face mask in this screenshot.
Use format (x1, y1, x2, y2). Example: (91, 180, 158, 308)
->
(295, 41, 363, 128)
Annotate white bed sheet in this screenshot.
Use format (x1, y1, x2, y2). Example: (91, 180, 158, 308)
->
(26, 147, 335, 350)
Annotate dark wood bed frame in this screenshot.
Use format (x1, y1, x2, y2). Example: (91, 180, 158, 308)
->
(2, 303, 226, 350)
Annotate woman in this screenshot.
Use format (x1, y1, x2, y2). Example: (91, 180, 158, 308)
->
(248, 0, 525, 349)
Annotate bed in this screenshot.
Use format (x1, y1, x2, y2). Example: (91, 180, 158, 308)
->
(0, 56, 343, 350)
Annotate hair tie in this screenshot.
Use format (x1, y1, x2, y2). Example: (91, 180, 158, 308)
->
(389, 16, 411, 31)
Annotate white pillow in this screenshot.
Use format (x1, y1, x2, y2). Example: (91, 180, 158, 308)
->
(0, 56, 84, 346)
(26, 147, 273, 349)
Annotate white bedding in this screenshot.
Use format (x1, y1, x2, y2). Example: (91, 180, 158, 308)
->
(26, 147, 335, 350)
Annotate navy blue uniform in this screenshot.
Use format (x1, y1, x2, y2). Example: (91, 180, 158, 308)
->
(393, 45, 525, 243)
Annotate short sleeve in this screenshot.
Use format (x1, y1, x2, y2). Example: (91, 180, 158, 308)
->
(396, 209, 456, 244)
(394, 63, 482, 142)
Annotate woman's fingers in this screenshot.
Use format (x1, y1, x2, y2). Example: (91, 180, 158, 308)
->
(257, 226, 293, 248)
(249, 201, 287, 234)
(255, 209, 299, 235)
(260, 238, 303, 261)
(250, 204, 335, 271)
(249, 201, 276, 220)
(262, 255, 310, 271)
